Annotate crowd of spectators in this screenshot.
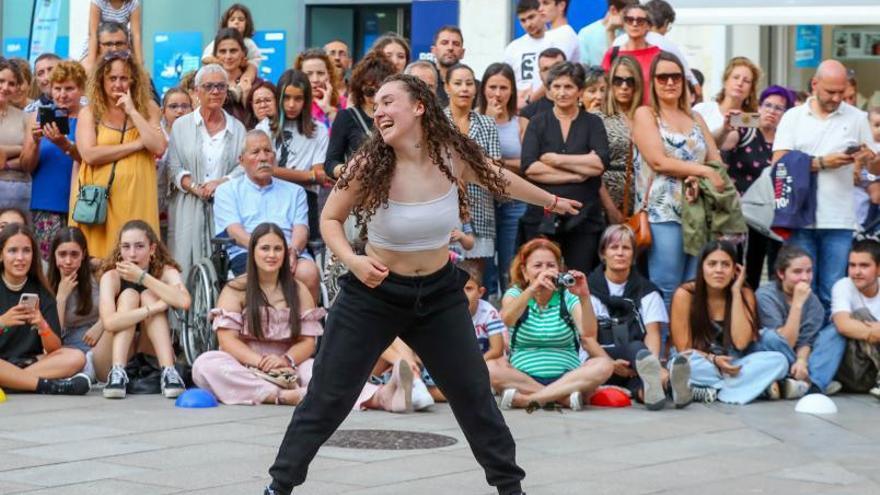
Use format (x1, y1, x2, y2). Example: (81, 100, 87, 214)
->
(2, 0, 880, 417)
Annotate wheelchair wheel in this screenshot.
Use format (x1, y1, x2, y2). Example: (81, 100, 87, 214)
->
(182, 260, 219, 365)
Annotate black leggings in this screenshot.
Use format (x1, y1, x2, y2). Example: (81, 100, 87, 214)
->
(268, 263, 525, 494)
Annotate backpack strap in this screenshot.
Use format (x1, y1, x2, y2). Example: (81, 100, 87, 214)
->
(610, 46, 620, 64)
(558, 291, 580, 350)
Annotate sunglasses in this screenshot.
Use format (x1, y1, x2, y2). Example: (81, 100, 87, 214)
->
(654, 73, 683, 85)
(612, 76, 636, 88)
(200, 82, 229, 93)
(362, 86, 378, 98)
(623, 16, 649, 27)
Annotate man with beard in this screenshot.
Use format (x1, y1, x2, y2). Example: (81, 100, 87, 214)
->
(773, 59, 878, 312)
(431, 26, 468, 106)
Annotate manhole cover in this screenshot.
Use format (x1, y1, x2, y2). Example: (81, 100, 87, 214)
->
(326, 429, 458, 450)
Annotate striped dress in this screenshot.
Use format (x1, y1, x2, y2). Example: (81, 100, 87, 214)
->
(506, 286, 581, 378)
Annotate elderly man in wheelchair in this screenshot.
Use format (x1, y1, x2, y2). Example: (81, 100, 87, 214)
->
(180, 130, 321, 364)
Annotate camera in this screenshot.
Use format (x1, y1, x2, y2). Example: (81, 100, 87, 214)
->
(556, 272, 576, 288)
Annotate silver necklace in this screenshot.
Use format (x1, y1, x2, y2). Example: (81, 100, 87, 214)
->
(2, 273, 26, 292)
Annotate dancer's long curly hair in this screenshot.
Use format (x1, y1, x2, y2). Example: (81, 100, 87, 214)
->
(336, 74, 509, 232)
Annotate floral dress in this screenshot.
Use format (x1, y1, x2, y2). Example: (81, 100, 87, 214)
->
(635, 117, 708, 224)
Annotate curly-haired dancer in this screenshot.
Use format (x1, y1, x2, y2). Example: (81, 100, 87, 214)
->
(264, 75, 580, 494)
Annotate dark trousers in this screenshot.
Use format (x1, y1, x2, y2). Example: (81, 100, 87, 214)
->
(744, 226, 781, 290)
(268, 263, 525, 494)
(603, 340, 648, 397)
(518, 220, 600, 273)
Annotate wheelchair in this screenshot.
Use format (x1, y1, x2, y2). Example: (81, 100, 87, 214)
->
(178, 234, 333, 366)
(179, 237, 233, 365)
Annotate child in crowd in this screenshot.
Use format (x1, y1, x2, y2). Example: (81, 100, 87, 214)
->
(84, 0, 142, 69)
(259, 69, 329, 242)
(47, 227, 102, 382)
(202, 3, 261, 87)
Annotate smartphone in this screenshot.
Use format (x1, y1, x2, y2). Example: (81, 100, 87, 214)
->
(845, 144, 862, 155)
(37, 106, 70, 135)
(730, 112, 760, 128)
(19, 293, 39, 309)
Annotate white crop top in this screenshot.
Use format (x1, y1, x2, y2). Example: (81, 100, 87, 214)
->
(367, 183, 461, 252)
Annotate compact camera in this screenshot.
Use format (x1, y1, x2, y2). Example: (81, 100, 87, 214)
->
(556, 272, 576, 288)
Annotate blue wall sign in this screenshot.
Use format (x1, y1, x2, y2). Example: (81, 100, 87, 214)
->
(795, 25, 822, 68)
(153, 32, 202, 96)
(254, 30, 286, 84)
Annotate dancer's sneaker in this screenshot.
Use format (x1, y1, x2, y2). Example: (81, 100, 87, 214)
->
(669, 354, 692, 408)
(103, 365, 128, 399)
(635, 349, 665, 410)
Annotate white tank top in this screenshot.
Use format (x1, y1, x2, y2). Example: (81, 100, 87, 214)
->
(367, 161, 461, 252)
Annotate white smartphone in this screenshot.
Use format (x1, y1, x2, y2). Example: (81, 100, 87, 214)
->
(19, 293, 39, 309)
(730, 112, 760, 128)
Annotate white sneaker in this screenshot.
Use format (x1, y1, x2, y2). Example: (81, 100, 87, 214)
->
(411, 378, 435, 411)
(569, 391, 583, 411)
(500, 388, 516, 410)
(869, 386, 880, 400)
(635, 350, 665, 411)
(825, 380, 843, 396)
(782, 378, 810, 400)
(669, 355, 692, 409)
(82, 350, 97, 384)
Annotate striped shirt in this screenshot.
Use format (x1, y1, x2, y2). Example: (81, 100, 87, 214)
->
(506, 286, 581, 378)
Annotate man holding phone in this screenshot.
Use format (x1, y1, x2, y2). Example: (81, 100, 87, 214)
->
(772, 59, 878, 313)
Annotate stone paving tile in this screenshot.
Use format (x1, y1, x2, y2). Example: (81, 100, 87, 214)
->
(1, 460, 150, 488)
(0, 424, 130, 445)
(308, 451, 482, 487)
(105, 440, 278, 470)
(0, 481, 39, 495)
(773, 462, 865, 486)
(120, 421, 280, 448)
(10, 438, 163, 462)
(10, 479, 178, 495)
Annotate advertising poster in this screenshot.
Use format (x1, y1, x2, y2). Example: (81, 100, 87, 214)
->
(795, 25, 822, 68)
(29, 0, 63, 64)
(153, 32, 202, 96)
(254, 30, 286, 84)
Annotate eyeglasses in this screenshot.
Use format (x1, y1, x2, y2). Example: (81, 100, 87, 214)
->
(761, 102, 787, 113)
(167, 103, 192, 111)
(99, 41, 128, 49)
(200, 82, 228, 93)
(612, 76, 636, 88)
(361, 86, 378, 98)
(102, 50, 132, 62)
(623, 16, 649, 27)
(654, 72, 683, 85)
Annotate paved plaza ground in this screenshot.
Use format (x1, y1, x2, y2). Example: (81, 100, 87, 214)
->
(0, 391, 878, 494)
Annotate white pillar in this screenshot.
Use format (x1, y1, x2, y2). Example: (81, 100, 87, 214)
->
(459, 0, 511, 79)
(69, 0, 91, 60)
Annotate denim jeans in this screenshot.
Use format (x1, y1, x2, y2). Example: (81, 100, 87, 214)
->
(488, 200, 527, 294)
(788, 228, 853, 317)
(648, 222, 698, 310)
(669, 348, 788, 405)
(755, 325, 846, 391)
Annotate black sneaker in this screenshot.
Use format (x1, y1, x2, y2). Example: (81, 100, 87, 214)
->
(36, 373, 91, 395)
(161, 366, 185, 398)
(103, 365, 128, 399)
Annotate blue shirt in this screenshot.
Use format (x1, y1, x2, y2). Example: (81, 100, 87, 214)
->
(30, 117, 78, 213)
(213, 175, 309, 260)
(578, 20, 609, 66)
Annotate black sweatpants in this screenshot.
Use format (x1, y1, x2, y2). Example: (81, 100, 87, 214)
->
(268, 263, 525, 494)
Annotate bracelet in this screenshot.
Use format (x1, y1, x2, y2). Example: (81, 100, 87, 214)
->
(709, 353, 717, 365)
(543, 195, 559, 215)
(818, 156, 826, 170)
(309, 170, 317, 183)
(284, 354, 296, 368)
(137, 270, 147, 285)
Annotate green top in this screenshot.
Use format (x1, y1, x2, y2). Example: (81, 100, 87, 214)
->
(505, 286, 581, 378)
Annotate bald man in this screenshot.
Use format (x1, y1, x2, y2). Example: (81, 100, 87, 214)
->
(772, 59, 878, 312)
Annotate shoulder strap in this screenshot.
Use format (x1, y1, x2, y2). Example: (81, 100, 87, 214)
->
(557, 291, 580, 350)
(622, 141, 634, 217)
(350, 107, 371, 135)
(610, 46, 620, 64)
(105, 120, 128, 190)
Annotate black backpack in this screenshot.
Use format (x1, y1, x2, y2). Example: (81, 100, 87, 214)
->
(592, 292, 646, 349)
(511, 290, 580, 355)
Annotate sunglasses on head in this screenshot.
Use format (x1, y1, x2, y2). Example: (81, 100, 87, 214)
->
(624, 16, 649, 27)
(612, 76, 636, 88)
(654, 72, 683, 85)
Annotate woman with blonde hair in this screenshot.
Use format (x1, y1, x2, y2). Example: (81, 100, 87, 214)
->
(597, 55, 643, 223)
(693, 56, 761, 146)
(70, 50, 165, 258)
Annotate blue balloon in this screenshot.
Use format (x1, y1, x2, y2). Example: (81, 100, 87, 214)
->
(175, 388, 219, 408)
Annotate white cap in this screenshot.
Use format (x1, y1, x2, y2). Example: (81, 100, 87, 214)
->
(795, 393, 838, 415)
